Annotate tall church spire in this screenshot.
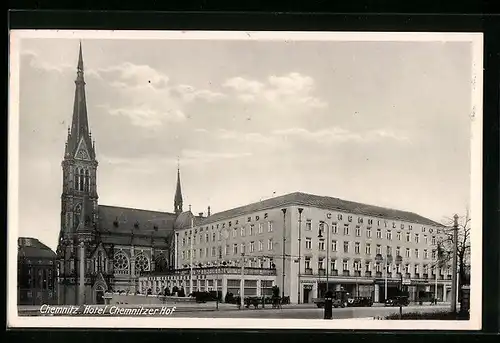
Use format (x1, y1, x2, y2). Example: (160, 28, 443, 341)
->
(174, 158, 183, 214)
(66, 41, 94, 160)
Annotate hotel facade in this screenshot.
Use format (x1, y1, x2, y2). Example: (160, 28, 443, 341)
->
(139, 192, 453, 304)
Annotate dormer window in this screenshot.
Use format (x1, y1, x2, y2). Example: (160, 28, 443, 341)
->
(134, 222, 139, 229)
(113, 220, 119, 228)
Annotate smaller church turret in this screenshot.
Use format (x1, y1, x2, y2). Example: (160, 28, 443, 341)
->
(174, 162, 183, 215)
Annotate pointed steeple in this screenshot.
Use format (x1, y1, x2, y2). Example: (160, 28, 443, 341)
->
(174, 158, 183, 215)
(67, 42, 94, 160)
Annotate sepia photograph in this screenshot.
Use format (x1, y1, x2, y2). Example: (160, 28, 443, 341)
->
(8, 30, 483, 330)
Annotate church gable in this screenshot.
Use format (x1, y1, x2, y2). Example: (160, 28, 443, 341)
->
(74, 136, 91, 161)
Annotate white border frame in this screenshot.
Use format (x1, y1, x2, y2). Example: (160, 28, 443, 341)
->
(7, 30, 483, 330)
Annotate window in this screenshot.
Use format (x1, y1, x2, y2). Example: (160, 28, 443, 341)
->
(375, 263, 381, 272)
(405, 248, 411, 258)
(414, 264, 419, 275)
(205, 247, 209, 257)
(368, 219, 373, 225)
(257, 223, 262, 234)
(406, 232, 411, 242)
(258, 240, 263, 251)
(358, 217, 364, 224)
(200, 248, 204, 258)
(415, 233, 419, 243)
(231, 230, 236, 238)
(332, 240, 338, 252)
(305, 257, 311, 270)
(392, 222, 396, 228)
(113, 251, 129, 275)
(365, 261, 371, 272)
(409, 225, 413, 230)
(318, 240, 325, 251)
(343, 226, 349, 235)
(401, 223, 405, 229)
(353, 260, 361, 271)
(318, 258, 324, 270)
(422, 227, 426, 232)
(405, 264, 410, 274)
(225, 245, 230, 256)
(424, 235, 428, 244)
(240, 243, 246, 254)
(431, 236, 436, 245)
(182, 251, 185, 260)
(376, 228, 382, 239)
(355, 242, 360, 254)
(233, 244, 238, 255)
(365, 243, 371, 255)
(424, 249, 428, 259)
(305, 220, 312, 230)
(396, 246, 401, 257)
(182, 238, 186, 247)
(397, 231, 401, 240)
(330, 260, 337, 272)
(305, 237, 312, 249)
(268, 239, 273, 251)
(386, 246, 392, 256)
(240, 227, 245, 237)
(212, 246, 217, 257)
(415, 249, 419, 259)
(135, 254, 150, 272)
(332, 223, 338, 234)
(432, 250, 437, 260)
(396, 264, 401, 273)
(348, 215, 353, 222)
(337, 214, 343, 220)
(355, 227, 361, 237)
(250, 224, 255, 235)
(343, 260, 349, 271)
(343, 241, 349, 253)
(268, 222, 273, 232)
(366, 228, 372, 238)
(386, 230, 392, 240)
(376, 244, 382, 255)
(250, 241, 255, 253)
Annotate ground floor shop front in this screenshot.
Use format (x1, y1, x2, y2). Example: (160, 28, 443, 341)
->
(298, 276, 452, 304)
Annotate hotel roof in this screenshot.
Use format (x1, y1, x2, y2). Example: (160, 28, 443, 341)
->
(197, 192, 444, 227)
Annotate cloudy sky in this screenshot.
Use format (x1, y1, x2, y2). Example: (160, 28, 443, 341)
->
(15, 36, 474, 251)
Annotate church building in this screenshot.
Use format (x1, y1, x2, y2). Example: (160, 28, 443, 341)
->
(55, 44, 201, 305)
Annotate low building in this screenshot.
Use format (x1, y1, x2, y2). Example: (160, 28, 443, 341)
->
(140, 192, 453, 304)
(18, 237, 58, 305)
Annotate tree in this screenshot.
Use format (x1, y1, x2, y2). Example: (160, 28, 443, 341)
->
(437, 211, 471, 298)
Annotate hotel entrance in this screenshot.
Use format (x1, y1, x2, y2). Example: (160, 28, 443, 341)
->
(302, 284, 313, 303)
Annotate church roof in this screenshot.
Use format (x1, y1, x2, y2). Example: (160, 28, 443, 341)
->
(97, 205, 177, 246)
(18, 237, 57, 259)
(173, 211, 204, 231)
(198, 192, 444, 227)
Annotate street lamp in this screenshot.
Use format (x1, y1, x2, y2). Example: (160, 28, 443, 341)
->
(395, 254, 403, 320)
(281, 208, 287, 301)
(375, 253, 393, 302)
(318, 221, 330, 295)
(297, 208, 303, 304)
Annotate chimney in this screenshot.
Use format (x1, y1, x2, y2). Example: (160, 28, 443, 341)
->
(207, 206, 211, 217)
(198, 212, 203, 217)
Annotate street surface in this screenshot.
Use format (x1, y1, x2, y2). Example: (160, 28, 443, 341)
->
(19, 303, 451, 319)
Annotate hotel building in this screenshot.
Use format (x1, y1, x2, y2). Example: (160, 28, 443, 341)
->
(138, 192, 453, 304)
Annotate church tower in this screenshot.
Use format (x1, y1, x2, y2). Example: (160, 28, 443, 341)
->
(57, 42, 99, 305)
(174, 163, 183, 215)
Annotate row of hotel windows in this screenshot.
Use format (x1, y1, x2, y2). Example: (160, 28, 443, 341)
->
(309, 240, 436, 259)
(181, 239, 438, 261)
(305, 258, 451, 275)
(186, 213, 438, 237)
(181, 222, 439, 248)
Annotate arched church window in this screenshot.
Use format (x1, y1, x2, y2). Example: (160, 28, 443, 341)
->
(154, 254, 167, 272)
(113, 252, 129, 275)
(84, 170, 90, 192)
(97, 251, 104, 271)
(135, 254, 150, 273)
(79, 168, 85, 191)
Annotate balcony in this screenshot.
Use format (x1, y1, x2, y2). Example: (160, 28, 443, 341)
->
(141, 266, 277, 277)
(375, 271, 382, 278)
(343, 270, 350, 277)
(446, 275, 452, 280)
(414, 273, 420, 279)
(423, 273, 428, 279)
(387, 272, 392, 278)
(304, 268, 313, 275)
(353, 271, 361, 277)
(331, 270, 339, 276)
(318, 268, 326, 276)
(364, 271, 372, 277)
(405, 273, 411, 279)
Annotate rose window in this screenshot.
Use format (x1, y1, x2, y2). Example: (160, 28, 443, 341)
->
(135, 254, 150, 272)
(113, 252, 129, 274)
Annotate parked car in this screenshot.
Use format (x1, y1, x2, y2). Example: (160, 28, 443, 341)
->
(349, 297, 373, 307)
(385, 296, 410, 307)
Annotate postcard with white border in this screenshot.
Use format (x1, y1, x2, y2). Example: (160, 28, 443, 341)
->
(8, 30, 483, 330)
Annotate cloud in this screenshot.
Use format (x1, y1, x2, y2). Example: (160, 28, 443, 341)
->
(182, 149, 252, 163)
(272, 127, 410, 144)
(21, 50, 73, 73)
(170, 85, 226, 103)
(92, 62, 170, 90)
(106, 106, 186, 128)
(216, 129, 283, 147)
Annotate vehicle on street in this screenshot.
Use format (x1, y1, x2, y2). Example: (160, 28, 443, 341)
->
(348, 296, 373, 307)
(385, 296, 410, 307)
(313, 289, 349, 308)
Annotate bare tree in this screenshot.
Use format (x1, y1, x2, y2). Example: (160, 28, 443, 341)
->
(436, 211, 471, 299)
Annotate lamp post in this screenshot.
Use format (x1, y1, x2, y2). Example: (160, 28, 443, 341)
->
(189, 218, 194, 295)
(451, 214, 459, 313)
(240, 252, 245, 309)
(297, 208, 303, 304)
(318, 221, 330, 294)
(281, 208, 287, 301)
(375, 253, 392, 302)
(395, 254, 403, 319)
